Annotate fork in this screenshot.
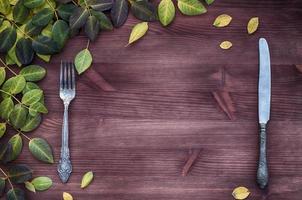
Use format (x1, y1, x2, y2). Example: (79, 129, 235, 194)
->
(57, 61, 76, 183)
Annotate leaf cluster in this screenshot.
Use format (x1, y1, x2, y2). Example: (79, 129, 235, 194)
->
(0, 63, 53, 199)
(0, 0, 216, 198)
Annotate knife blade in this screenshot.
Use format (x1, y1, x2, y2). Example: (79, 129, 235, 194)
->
(257, 38, 271, 189)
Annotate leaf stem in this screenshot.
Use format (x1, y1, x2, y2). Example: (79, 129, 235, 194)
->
(0, 58, 17, 76)
(86, 39, 90, 49)
(5, 120, 32, 141)
(8, 20, 35, 41)
(0, 89, 23, 105)
(72, 0, 78, 5)
(19, 131, 31, 141)
(0, 167, 14, 189)
(0, 90, 31, 111)
(45, 0, 59, 20)
(83, 0, 92, 15)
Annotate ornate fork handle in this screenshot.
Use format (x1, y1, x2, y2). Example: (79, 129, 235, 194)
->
(58, 102, 72, 183)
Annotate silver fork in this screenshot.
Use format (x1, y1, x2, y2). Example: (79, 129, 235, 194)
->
(57, 61, 76, 183)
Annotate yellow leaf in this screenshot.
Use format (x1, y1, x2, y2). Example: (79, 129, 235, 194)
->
(127, 22, 148, 46)
(81, 171, 94, 189)
(213, 14, 232, 27)
(63, 192, 73, 200)
(232, 186, 250, 200)
(25, 181, 36, 193)
(247, 17, 259, 34)
(220, 41, 232, 49)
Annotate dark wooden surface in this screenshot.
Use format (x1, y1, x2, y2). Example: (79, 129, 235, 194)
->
(12, 0, 302, 199)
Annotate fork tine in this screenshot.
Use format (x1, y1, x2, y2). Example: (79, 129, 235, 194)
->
(64, 61, 68, 89)
(60, 61, 64, 89)
(68, 62, 72, 89)
(71, 62, 75, 90)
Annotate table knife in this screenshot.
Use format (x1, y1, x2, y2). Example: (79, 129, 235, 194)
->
(257, 38, 271, 189)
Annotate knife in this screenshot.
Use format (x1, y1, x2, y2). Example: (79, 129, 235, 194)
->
(257, 38, 271, 189)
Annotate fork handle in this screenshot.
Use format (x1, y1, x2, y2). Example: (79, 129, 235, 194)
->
(257, 123, 268, 189)
(58, 103, 72, 183)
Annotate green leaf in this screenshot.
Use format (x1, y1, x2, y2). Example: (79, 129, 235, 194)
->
(24, 0, 45, 8)
(205, 0, 214, 5)
(158, 0, 175, 26)
(0, 0, 11, 15)
(32, 8, 54, 26)
(130, 0, 157, 22)
(69, 7, 89, 30)
(41, 23, 53, 37)
(0, 27, 17, 53)
(7, 45, 22, 67)
(20, 65, 46, 82)
(87, 0, 112, 11)
(22, 82, 40, 94)
(9, 104, 28, 129)
(25, 20, 43, 36)
(85, 15, 100, 41)
(0, 177, 5, 196)
(22, 89, 43, 106)
(177, 0, 206, 16)
(110, 0, 128, 28)
(52, 20, 70, 49)
(33, 0, 56, 13)
(81, 171, 94, 189)
(6, 134, 23, 162)
(37, 54, 51, 62)
(75, 48, 93, 74)
(16, 38, 34, 65)
(127, 22, 148, 46)
(21, 114, 41, 132)
(13, 0, 29, 23)
(213, 14, 232, 27)
(31, 176, 52, 191)
(91, 10, 113, 31)
(0, 98, 14, 119)
(0, 20, 10, 32)
(2, 75, 26, 95)
(0, 67, 5, 86)
(6, 188, 25, 200)
(29, 138, 54, 163)
(0, 143, 7, 161)
(8, 165, 32, 184)
(0, 123, 6, 138)
(57, 3, 76, 21)
(25, 181, 36, 193)
(32, 35, 59, 55)
(29, 102, 48, 115)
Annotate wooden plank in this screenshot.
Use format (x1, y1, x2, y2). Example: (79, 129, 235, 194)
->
(8, 0, 302, 199)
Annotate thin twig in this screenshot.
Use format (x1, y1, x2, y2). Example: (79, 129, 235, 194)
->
(6, 121, 32, 141)
(83, 0, 92, 15)
(72, 0, 78, 5)
(0, 167, 14, 189)
(0, 90, 22, 105)
(19, 132, 31, 141)
(45, 0, 59, 20)
(86, 39, 90, 49)
(0, 58, 17, 76)
(9, 20, 35, 41)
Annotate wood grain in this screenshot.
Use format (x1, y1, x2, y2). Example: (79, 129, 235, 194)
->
(7, 0, 302, 199)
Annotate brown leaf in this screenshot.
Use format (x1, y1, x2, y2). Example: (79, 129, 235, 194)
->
(212, 89, 236, 120)
(182, 148, 202, 176)
(295, 65, 302, 73)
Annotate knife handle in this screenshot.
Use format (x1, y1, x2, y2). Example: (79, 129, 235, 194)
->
(257, 123, 269, 189)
